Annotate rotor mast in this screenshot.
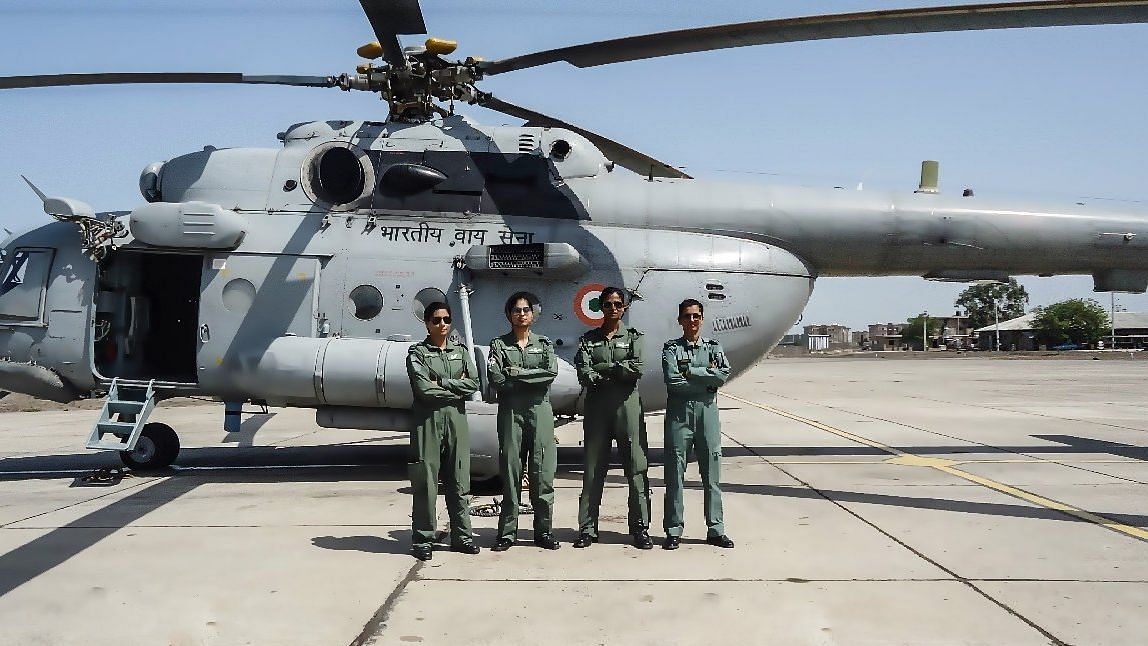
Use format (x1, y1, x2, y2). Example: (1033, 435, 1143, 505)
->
(340, 39, 486, 123)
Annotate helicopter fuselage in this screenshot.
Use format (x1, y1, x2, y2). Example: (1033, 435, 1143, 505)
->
(1, 115, 1146, 474)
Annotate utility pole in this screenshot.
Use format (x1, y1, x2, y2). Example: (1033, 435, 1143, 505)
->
(922, 311, 928, 352)
(1111, 292, 1117, 350)
(994, 298, 1000, 352)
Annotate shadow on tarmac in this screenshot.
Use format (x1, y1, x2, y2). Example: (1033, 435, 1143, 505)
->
(0, 445, 412, 599)
(553, 466, 1148, 529)
(312, 530, 410, 555)
(1, 432, 1144, 598)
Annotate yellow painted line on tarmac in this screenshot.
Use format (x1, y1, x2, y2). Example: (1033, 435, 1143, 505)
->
(935, 465, 1148, 541)
(721, 392, 1148, 543)
(721, 393, 906, 456)
(766, 460, 889, 465)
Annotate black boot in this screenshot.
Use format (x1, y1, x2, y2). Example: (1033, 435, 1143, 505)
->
(632, 530, 653, 550)
(573, 533, 597, 548)
(534, 533, 561, 550)
(706, 535, 735, 549)
(451, 537, 481, 555)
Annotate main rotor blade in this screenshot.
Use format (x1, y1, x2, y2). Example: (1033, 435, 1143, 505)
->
(478, 95, 691, 180)
(359, 0, 427, 66)
(0, 73, 334, 90)
(481, 0, 1148, 75)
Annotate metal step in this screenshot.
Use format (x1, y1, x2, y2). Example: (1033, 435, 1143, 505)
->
(106, 401, 144, 415)
(86, 378, 158, 452)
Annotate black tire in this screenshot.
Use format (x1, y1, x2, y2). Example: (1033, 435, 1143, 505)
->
(119, 422, 180, 471)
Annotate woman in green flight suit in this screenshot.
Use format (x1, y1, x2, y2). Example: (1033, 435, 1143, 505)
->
(487, 291, 561, 551)
(406, 301, 481, 561)
(573, 286, 653, 550)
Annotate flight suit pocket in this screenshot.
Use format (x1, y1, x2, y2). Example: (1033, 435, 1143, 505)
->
(408, 461, 428, 489)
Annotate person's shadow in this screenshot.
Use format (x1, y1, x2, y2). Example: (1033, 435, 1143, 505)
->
(311, 529, 410, 555)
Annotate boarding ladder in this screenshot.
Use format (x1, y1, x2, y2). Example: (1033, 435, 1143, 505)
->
(85, 378, 158, 451)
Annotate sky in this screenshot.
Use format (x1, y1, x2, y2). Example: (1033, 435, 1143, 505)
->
(0, 0, 1145, 332)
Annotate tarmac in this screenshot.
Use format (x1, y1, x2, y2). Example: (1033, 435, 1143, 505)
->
(1, 356, 1147, 645)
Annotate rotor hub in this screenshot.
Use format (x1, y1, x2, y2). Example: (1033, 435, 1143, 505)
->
(340, 39, 484, 123)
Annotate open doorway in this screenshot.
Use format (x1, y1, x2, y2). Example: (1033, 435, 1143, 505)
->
(94, 252, 201, 383)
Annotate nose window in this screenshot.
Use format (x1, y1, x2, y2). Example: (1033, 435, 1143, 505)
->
(0, 248, 53, 323)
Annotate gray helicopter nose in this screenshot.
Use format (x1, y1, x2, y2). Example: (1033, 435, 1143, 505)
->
(712, 271, 814, 377)
(629, 238, 814, 411)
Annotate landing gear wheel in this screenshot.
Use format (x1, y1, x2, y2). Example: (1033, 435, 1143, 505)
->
(119, 422, 180, 471)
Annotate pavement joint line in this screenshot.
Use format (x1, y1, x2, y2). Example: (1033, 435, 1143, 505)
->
(419, 577, 1148, 583)
(722, 392, 1148, 545)
(423, 577, 952, 583)
(721, 393, 907, 456)
(749, 387, 1148, 486)
(0, 474, 162, 529)
(907, 392, 1148, 434)
(717, 419, 1068, 646)
(350, 532, 446, 646)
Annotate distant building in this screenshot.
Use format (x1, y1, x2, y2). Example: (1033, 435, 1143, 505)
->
(803, 324, 850, 344)
(973, 312, 1148, 350)
(869, 322, 907, 351)
(851, 330, 869, 347)
(973, 312, 1038, 350)
(802, 324, 851, 351)
(1108, 312, 1148, 348)
(934, 310, 972, 348)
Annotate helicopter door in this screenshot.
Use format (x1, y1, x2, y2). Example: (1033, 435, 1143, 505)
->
(196, 253, 320, 395)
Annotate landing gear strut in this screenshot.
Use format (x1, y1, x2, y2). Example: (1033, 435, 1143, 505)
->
(119, 422, 180, 471)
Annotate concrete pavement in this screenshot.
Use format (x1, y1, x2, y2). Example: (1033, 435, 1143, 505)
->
(2, 357, 1147, 644)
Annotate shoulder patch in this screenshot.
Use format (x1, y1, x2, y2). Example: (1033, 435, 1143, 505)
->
(629, 327, 644, 336)
(537, 335, 552, 345)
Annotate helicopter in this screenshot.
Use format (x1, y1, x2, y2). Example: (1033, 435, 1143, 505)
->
(1, 0, 1147, 478)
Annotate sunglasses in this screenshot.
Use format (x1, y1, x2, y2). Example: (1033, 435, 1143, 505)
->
(510, 306, 533, 315)
(680, 313, 703, 320)
(601, 301, 625, 310)
(431, 316, 452, 325)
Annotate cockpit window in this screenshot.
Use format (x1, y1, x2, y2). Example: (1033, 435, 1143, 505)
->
(0, 248, 53, 322)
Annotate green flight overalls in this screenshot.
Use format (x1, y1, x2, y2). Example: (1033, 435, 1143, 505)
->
(575, 324, 650, 537)
(661, 336, 730, 539)
(487, 332, 559, 541)
(406, 338, 479, 546)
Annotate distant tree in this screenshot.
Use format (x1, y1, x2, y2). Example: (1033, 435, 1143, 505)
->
(1032, 299, 1109, 347)
(955, 279, 1029, 330)
(902, 313, 943, 350)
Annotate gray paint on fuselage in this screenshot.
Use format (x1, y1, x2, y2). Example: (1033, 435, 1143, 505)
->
(572, 175, 1148, 277)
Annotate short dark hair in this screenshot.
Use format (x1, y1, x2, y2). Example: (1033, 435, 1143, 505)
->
(423, 301, 451, 322)
(678, 299, 704, 317)
(600, 286, 627, 305)
(504, 291, 539, 317)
